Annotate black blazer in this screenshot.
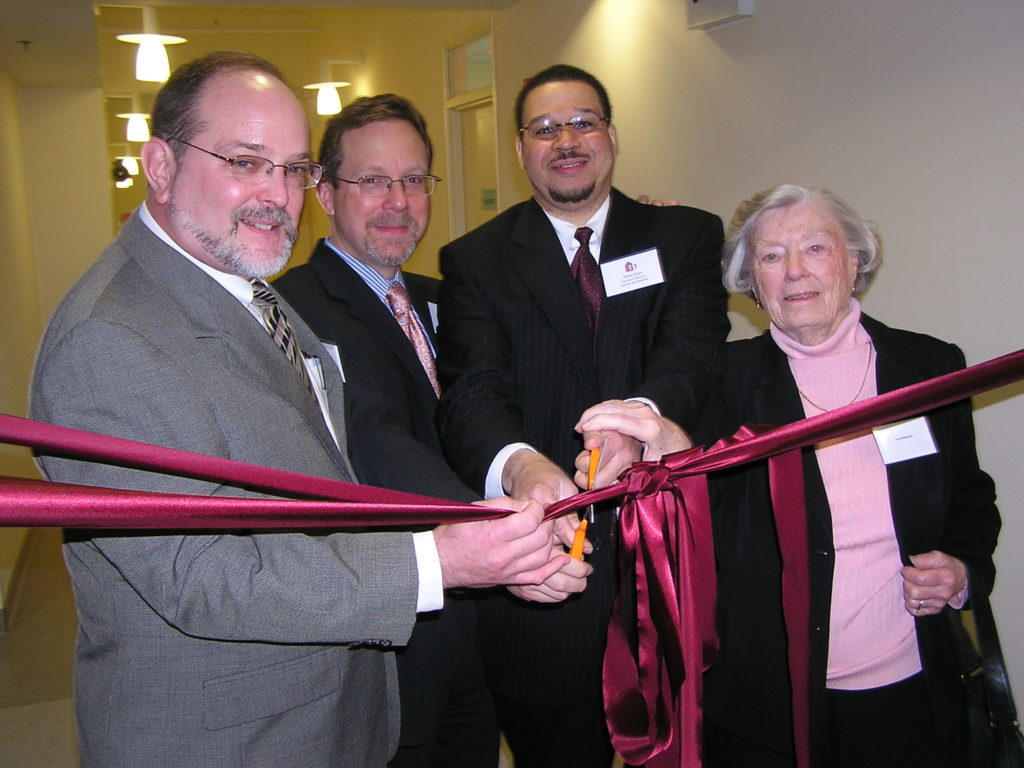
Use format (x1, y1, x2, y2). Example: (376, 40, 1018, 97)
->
(436, 189, 730, 705)
(700, 314, 1001, 758)
(276, 240, 443, 455)
(275, 242, 481, 748)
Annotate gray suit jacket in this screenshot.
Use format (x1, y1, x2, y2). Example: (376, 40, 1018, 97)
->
(30, 213, 444, 767)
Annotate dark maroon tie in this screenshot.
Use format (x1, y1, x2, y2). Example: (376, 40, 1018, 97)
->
(571, 226, 603, 337)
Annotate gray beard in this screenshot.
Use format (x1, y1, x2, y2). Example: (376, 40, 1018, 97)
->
(362, 214, 421, 268)
(172, 202, 297, 279)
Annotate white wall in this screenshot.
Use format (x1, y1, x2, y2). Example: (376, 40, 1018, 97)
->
(495, 0, 1024, 688)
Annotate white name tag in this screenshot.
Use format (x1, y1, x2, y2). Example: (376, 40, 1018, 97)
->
(872, 416, 937, 465)
(321, 341, 346, 382)
(601, 247, 665, 297)
(427, 301, 439, 332)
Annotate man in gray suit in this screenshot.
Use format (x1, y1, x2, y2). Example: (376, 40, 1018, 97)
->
(29, 52, 567, 768)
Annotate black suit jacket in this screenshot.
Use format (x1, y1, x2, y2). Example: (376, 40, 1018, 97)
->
(276, 240, 442, 454)
(699, 314, 1001, 757)
(275, 242, 481, 748)
(436, 189, 730, 705)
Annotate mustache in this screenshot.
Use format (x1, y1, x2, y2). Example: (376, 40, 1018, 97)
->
(367, 213, 418, 229)
(553, 151, 587, 162)
(232, 205, 298, 243)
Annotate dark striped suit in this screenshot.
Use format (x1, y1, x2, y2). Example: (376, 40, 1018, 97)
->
(435, 188, 730, 764)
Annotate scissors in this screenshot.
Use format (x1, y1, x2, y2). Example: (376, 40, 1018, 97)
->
(569, 437, 606, 560)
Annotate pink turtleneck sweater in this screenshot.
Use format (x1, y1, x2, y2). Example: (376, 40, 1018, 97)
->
(771, 301, 921, 691)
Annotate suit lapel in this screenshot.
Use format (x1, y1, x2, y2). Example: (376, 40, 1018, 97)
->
(125, 220, 352, 476)
(507, 201, 597, 387)
(311, 244, 437, 401)
(593, 190, 655, 393)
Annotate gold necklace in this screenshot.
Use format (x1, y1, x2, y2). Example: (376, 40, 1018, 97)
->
(795, 343, 874, 413)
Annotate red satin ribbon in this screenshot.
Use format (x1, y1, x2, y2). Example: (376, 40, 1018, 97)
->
(3, 348, 1023, 767)
(0, 412, 490, 527)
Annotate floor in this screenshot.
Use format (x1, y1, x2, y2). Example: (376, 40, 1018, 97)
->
(0, 528, 79, 767)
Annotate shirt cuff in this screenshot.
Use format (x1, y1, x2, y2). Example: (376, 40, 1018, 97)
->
(484, 442, 537, 499)
(626, 396, 660, 416)
(413, 531, 444, 613)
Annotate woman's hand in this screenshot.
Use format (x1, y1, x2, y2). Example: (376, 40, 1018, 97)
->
(900, 550, 968, 616)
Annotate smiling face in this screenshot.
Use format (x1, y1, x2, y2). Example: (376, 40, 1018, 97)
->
(317, 119, 430, 280)
(751, 201, 860, 346)
(150, 69, 309, 279)
(515, 79, 617, 224)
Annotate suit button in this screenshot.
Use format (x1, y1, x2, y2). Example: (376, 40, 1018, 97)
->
(815, 550, 831, 557)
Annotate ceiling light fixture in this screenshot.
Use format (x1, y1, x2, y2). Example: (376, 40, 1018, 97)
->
(117, 93, 151, 143)
(116, 7, 187, 83)
(303, 81, 350, 116)
(118, 156, 141, 176)
(303, 56, 361, 116)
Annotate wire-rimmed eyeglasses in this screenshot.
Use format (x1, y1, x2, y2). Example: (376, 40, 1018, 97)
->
(518, 115, 610, 141)
(335, 175, 442, 197)
(170, 137, 324, 190)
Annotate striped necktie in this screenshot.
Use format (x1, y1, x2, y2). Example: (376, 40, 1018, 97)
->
(250, 280, 315, 395)
(386, 282, 441, 398)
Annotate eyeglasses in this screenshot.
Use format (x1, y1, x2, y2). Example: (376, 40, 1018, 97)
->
(171, 138, 324, 189)
(518, 115, 610, 141)
(335, 175, 441, 197)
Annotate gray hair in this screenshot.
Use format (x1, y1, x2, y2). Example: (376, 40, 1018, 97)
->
(722, 184, 883, 299)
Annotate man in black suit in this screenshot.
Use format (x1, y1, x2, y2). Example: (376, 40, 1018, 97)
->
(276, 95, 592, 767)
(276, 96, 444, 461)
(435, 65, 731, 767)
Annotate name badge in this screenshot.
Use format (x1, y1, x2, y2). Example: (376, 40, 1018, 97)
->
(427, 301, 439, 333)
(872, 416, 937, 465)
(320, 341, 346, 382)
(601, 247, 665, 297)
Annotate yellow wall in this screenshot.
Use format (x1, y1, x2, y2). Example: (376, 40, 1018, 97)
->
(0, 66, 38, 611)
(22, 87, 113, 322)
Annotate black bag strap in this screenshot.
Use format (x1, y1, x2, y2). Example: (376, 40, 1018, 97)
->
(962, 564, 1024, 768)
(968, 565, 1020, 730)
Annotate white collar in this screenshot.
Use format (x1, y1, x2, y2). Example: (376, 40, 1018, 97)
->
(541, 194, 611, 263)
(139, 202, 256, 304)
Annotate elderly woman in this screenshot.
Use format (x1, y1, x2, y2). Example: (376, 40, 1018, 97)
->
(575, 184, 1000, 767)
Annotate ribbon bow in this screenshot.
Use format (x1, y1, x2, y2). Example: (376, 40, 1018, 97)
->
(543, 348, 1024, 767)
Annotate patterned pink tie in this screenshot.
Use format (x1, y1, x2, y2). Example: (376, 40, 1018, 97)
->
(572, 226, 603, 337)
(386, 282, 441, 398)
